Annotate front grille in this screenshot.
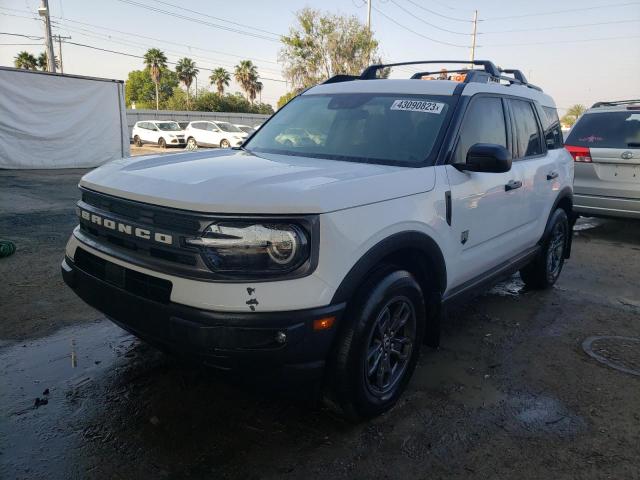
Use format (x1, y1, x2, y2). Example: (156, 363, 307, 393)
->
(82, 190, 201, 232)
(74, 248, 172, 303)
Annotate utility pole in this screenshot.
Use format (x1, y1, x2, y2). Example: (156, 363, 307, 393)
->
(38, 0, 56, 73)
(367, 0, 372, 31)
(54, 34, 71, 74)
(470, 9, 478, 67)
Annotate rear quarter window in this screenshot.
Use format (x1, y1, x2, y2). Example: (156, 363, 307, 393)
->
(566, 112, 640, 148)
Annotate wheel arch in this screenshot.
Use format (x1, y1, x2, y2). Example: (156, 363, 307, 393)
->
(543, 186, 574, 258)
(331, 231, 447, 306)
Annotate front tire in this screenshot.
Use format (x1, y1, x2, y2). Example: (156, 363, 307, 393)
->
(325, 267, 425, 420)
(158, 137, 166, 148)
(520, 208, 569, 289)
(133, 135, 142, 147)
(220, 139, 230, 148)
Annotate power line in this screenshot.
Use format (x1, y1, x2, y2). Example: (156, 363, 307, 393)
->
(0, 32, 43, 40)
(50, 15, 280, 65)
(58, 38, 287, 82)
(147, 0, 282, 37)
(403, 0, 472, 22)
(388, 0, 471, 35)
(114, 0, 280, 42)
(51, 20, 284, 76)
(372, 6, 470, 47)
(481, 1, 640, 21)
(482, 34, 640, 47)
(481, 18, 640, 34)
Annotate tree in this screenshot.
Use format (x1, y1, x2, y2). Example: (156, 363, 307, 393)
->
(193, 91, 273, 115)
(14, 51, 38, 70)
(125, 68, 179, 109)
(36, 51, 59, 71)
(277, 91, 300, 109)
(143, 48, 168, 111)
(175, 57, 199, 109)
(209, 67, 231, 95)
(280, 8, 380, 89)
(234, 60, 258, 101)
(560, 104, 587, 128)
(248, 80, 263, 104)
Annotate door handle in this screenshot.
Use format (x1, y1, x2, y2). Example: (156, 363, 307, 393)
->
(546, 171, 559, 180)
(505, 180, 522, 191)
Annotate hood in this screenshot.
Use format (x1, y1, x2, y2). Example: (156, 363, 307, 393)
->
(80, 150, 436, 214)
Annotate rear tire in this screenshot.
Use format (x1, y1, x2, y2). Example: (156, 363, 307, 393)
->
(187, 137, 197, 149)
(133, 135, 142, 147)
(158, 137, 166, 148)
(324, 266, 425, 420)
(220, 139, 230, 148)
(520, 208, 569, 289)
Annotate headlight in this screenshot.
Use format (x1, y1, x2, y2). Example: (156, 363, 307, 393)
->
(185, 222, 310, 275)
(168, 134, 176, 137)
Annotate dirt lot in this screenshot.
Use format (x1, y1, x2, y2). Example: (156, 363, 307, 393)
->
(1, 168, 639, 479)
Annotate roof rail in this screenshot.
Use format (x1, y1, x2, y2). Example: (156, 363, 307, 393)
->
(360, 60, 501, 79)
(592, 99, 640, 108)
(320, 60, 544, 92)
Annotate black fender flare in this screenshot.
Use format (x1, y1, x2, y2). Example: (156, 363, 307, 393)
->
(330, 231, 447, 305)
(542, 186, 574, 258)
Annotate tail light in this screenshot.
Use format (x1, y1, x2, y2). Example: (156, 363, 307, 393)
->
(565, 145, 592, 163)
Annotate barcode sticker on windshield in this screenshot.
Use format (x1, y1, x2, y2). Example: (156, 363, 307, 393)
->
(390, 100, 444, 114)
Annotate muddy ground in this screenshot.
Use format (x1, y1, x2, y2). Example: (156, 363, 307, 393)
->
(1, 168, 639, 479)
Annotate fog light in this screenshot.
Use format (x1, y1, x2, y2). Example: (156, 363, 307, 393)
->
(275, 331, 287, 344)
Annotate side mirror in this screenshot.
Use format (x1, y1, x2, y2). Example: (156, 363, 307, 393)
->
(457, 143, 512, 173)
(152, 127, 159, 131)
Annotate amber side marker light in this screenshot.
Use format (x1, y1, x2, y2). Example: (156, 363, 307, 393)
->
(313, 316, 335, 331)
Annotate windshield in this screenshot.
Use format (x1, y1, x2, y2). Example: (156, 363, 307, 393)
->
(566, 111, 640, 148)
(238, 126, 254, 134)
(156, 122, 182, 132)
(245, 93, 454, 165)
(215, 122, 242, 133)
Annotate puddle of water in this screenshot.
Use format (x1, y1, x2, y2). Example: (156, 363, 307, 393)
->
(488, 275, 526, 297)
(506, 394, 586, 436)
(573, 217, 604, 232)
(0, 320, 137, 478)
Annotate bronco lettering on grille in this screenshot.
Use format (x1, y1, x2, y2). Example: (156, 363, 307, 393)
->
(79, 209, 173, 245)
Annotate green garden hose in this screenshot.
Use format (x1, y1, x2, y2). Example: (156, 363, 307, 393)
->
(0, 240, 16, 258)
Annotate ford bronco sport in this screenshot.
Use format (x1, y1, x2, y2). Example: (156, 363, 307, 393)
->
(62, 60, 574, 419)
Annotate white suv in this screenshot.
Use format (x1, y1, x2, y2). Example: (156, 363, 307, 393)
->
(131, 120, 186, 148)
(63, 61, 574, 419)
(184, 120, 248, 149)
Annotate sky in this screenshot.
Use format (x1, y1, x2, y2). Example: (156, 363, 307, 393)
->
(1, 0, 639, 112)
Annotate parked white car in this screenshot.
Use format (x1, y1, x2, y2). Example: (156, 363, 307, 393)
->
(234, 124, 256, 135)
(184, 121, 248, 148)
(132, 121, 186, 148)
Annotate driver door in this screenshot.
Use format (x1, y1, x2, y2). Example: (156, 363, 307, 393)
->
(445, 95, 526, 287)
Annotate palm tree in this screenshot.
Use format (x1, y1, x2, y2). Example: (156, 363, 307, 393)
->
(37, 52, 59, 71)
(248, 80, 263, 104)
(234, 60, 258, 100)
(209, 67, 230, 95)
(14, 51, 38, 70)
(143, 48, 168, 111)
(561, 104, 587, 128)
(175, 57, 199, 109)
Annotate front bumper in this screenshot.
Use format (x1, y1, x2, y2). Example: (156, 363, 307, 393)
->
(61, 255, 344, 378)
(574, 193, 640, 219)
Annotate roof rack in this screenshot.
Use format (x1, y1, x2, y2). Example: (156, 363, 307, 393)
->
(322, 60, 543, 92)
(592, 99, 640, 108)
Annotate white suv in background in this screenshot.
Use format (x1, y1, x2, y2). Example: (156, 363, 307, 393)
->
(63, 60, 573, 420)
(132, 121, 186, 148)
(565, 100, 640, 219)
(184, 121, 248, 148)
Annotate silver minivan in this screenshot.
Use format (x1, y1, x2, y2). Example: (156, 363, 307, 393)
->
(566, 100, 640, 219)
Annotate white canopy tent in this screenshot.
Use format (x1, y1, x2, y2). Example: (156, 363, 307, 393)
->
(0, 67, 128, 169)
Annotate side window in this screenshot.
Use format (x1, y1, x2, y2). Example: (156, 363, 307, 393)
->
(454, 96, 507, 164)
(510, 99, 543, 158)
(192, 122, 203, 130)
(541, 106, 563, 149)
(137, 122, 144, 130)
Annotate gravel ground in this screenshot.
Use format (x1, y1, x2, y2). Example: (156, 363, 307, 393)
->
(1, 168, 639, 479)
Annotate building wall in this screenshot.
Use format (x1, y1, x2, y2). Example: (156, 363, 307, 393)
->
(126, 109, 271, 137)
